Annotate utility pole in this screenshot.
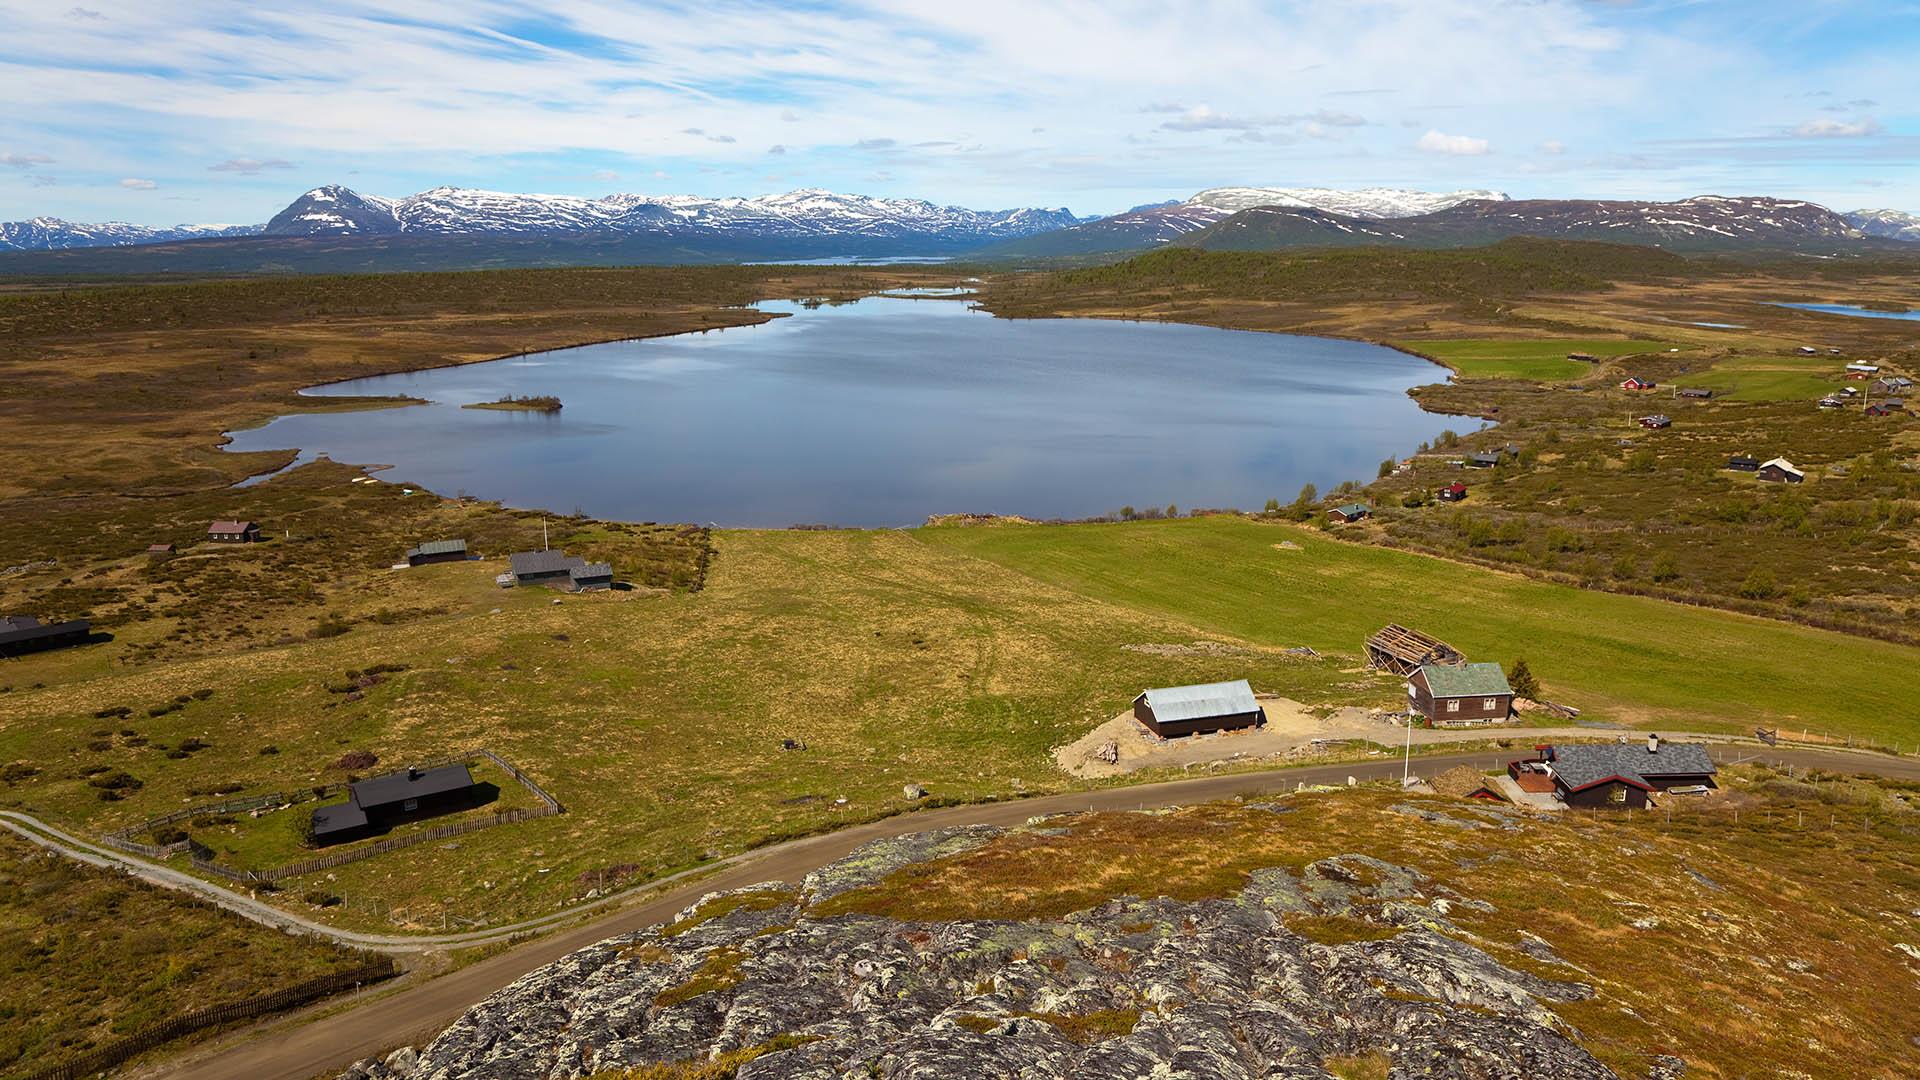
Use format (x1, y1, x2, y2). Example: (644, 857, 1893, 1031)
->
(542, 518, 549, 551)
(1402, 716, 1412, 784)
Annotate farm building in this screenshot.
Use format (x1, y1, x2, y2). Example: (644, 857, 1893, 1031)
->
(1866, 400, 1904, 417)
(1131, 679, 1265, 739)
(1408, 662, 1513, 727)
(207, 520, 260, 544)
(1365, 623, 1465, 676)
(0, 614, 92, 657)
(405, 538, 468, 566)
(1725, 455, 1761, 472)
(1429, 765, 1507, 803)
(310, 762, 481, 845)
(1844, 369, 1876, 380)
(1620, 377, 1656, 391)
(1757, 458, 1805, 483)
(509, 549, 587, 588)
(1637, 414, 1671, 429)
(146, 543, 175, 556)
(1438, 481, 1467, 502)
(1513, 736, 1717, 809)
(1674, 387, 1713, 399)
(570, 562, 614, 591)
(1326, 503, 1371, 524)
(1874, 377, 1913, 395)
(1845, 362, 1880, 375)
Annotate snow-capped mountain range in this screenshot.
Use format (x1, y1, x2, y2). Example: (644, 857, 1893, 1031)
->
(1185, 186, 1509, 218)
(0, 218, 262, 251)
(1844, 208, 1920, 242)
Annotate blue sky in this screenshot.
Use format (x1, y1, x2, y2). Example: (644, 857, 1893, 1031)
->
(2, 0, 1917, 225)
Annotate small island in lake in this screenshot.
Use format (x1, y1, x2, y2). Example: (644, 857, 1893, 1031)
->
(462, 394, 563, 413)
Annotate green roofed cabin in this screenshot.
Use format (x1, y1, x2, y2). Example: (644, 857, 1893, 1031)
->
(406, 538, 468, 566)
(1327, 503, 1371, 524)
(1132, 679, 1266, 739)
(1408, 662, 1513, 727)
(310, 762, 479, 845)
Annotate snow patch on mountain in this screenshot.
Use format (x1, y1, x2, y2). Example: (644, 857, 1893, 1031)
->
(1187, 186, 1510, 218)
(0, 218, 263, 252)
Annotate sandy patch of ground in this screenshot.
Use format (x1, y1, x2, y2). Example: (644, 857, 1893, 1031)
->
(1053, 696, 1397, 779)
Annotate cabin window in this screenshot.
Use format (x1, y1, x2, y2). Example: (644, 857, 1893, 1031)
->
(1446, 700, 1460, 713)
(1483, 697, 1498, 710)
(1607, 786, 1626, 805)
(403, 797, 419, 811)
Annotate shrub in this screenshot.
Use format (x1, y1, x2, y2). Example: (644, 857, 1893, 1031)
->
(1739, 568, 1779, 600)
(288, 812, 317, 849)
(259, 745, 279, 755)
(0, 762, 38, 784)
(152, 827, 189, 845)
(1650, 551, 1680, 583)
(1506, 658, 1541, 700)
(301, 890, 342, 908)
(191, 688, 214, 700)
(86, 740, 112, 752)
(178, 737, 210, 753)
(332, 749, 379, 771)
(87, 770, 142, 791)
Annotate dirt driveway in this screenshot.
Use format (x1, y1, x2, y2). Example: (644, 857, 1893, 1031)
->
(1053, 696, 1400, 778)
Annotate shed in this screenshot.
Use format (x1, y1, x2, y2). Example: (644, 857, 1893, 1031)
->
(570, 562, 614, 591)
(1756, 458, 1805, 483)
(509, 549, 587, 588)
(1408, 662, 1513, 727)
(1429, 764, 1507, 802)
(1326, 503, 1371, 524)
(1620, 377, 1656, 391)
(1725, 455, 1761, 472)
(146, 543, 175, 556)
(1438, 481, 1467, 502)
(1131, 679, 1265, 739)
(207, 520, 260, 544)
(405, 538, 468, 566)
(1365, 624, 1465, 676)
(1527, 736, 1717, 809)
(0, 614, 93, 657)
(310, 762, 479, 845)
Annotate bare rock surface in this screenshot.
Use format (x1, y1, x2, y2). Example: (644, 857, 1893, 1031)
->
(344, 823, 1623, 1080)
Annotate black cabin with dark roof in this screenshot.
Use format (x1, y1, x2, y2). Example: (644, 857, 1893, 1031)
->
(0, 615, 92, 657)
(310, 762, 479, 845)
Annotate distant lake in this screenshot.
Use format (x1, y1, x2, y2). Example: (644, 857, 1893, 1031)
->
(1770, 301, 1920, 323)
(224, 297, 1455, 527)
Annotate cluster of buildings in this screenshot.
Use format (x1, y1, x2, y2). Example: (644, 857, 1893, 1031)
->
(1823, 364, 1909, 416)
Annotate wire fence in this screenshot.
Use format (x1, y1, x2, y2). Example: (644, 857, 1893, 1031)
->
(18, 960, 399, 1080)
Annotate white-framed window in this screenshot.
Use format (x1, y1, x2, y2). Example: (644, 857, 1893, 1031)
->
(1446, 699, 1460, 713)
(1483, 697, 1498, 710)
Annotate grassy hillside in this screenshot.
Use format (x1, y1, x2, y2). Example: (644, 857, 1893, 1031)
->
(916, 516, 1919, 737)
(1399, 338, 1683, 380)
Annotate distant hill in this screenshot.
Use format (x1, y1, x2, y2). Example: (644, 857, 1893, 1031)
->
(1845, 208, 1920, 242)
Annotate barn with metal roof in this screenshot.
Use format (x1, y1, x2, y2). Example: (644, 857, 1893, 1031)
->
(1131, 679, 1265, 739)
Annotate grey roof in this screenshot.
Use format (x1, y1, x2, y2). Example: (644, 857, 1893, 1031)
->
(510, 550, 585, 577)
(1136, 679, 1260, 723)
(0, 616, 90, 647)
(310, 800, 369, 836)
(349, 763, 475, 810)
(1548, 741, 1716, 792)
(1331, 503, 1370, 517)
(1, 615, 38, 631)
(407, 538, 467, 558)
(1467, 452, 1501, 465)
(570, 562, 613, 580)
(1417, 662, 1512, 698)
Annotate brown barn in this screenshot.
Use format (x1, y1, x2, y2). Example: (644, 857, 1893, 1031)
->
(1131, 680, 1265, 739)
(1365, 624, 1464, 676)
(1521, 736, 1717, 809)
(1408, 662, 1513, 727)
(207, 520, 260, 543)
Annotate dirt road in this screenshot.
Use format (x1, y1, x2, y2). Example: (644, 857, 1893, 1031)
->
(128, 744, 1920, 1080)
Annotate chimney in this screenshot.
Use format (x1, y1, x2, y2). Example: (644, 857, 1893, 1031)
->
(1647, 733, 1660, 754)
(408, 765, 420, 780)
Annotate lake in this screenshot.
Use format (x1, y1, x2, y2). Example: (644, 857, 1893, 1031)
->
(1770, 301, 1920, 323)
(224, 297, 1455, 527)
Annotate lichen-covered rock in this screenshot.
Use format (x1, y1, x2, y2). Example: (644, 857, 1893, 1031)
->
(354, 828, 1621, 1080)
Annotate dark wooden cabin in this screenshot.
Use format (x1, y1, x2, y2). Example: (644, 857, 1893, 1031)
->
(1131, 680, 1265, 739)
(1756, 458, 1805, 483)
(310, 762, 479, 845)
(406, 538, 469, 566)
(0, 615, 92, 657)
(207, 520, 260, 544)
(1725, 455, 1761, 472)
(1520, 736, 1717, 809)
(1438, 481, 1468, 502)
(1326, 503, 1371, 524)
(1408, 662, 1513, 727)
(569, 562, 614, 591)
(509, 549, 587, 588)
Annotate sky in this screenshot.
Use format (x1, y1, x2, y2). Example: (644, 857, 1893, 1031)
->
(2, 0, 1918, 225)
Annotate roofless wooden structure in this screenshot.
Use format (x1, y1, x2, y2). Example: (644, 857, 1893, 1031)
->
(1364, 623, 1465, 676)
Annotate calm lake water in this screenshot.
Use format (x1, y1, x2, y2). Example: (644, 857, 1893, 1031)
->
(225, 297, 1454, 527)
(1770, 301, 1920, 323)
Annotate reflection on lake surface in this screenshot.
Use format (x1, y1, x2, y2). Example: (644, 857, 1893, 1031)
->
(224, 297, 1455, 527)
(1770, 301, 1920, 323)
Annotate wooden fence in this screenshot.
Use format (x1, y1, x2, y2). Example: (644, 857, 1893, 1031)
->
(194, 804, 559, 884)
(19, 960, 398, 1080)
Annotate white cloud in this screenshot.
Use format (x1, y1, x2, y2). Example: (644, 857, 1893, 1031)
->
(767, 144, 787, 155)
(1416, 129, 1490, 155)
(590, 168, 619, 181)
(208, 156, 294, 173)
(2, 152, 55, 168)
(119, 177, 157, 189)
(1540, 139, 1566, 154)
(1792, 117, 1882, 138)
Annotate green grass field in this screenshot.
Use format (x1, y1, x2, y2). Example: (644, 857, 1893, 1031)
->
(1395, 338, 1681, 380)
(1705, 352, 1846, 402)
(915, 516, 1919, 735)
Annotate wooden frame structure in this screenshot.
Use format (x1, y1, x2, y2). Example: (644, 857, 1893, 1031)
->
(1364, 623, 1465, 676)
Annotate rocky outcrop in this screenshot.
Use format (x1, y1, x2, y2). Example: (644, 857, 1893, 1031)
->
(345, 822, 1623, 1080)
